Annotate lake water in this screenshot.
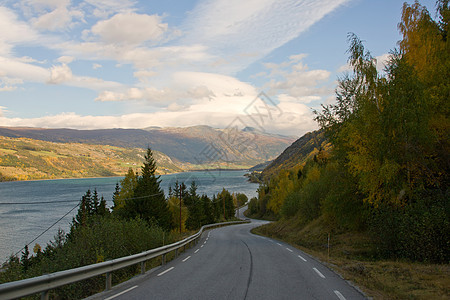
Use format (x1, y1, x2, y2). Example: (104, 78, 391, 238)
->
(0, 170, 258, 263)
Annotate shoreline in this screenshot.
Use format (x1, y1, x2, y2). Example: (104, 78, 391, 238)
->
(0, 168, 251, 184)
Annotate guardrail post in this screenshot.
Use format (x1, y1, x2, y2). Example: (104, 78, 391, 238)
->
(140, 261, 146, 274)
(175, 248, 179, 258)
(105, 272, 112, 291)
(41, 290, 49, 300)
(162, 254, 166, 265)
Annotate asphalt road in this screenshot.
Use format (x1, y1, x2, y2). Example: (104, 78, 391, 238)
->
(93, 219, 366, 300)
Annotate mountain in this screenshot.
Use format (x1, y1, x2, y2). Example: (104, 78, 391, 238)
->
(0, 136, 182, 181)
(259, 130, 329, 181)
(0, 126, 296, 180)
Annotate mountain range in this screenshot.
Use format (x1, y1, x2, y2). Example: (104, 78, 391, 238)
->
(0, 126, 296, 181)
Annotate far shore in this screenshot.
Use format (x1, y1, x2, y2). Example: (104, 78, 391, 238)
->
(0, 168, 251, 183)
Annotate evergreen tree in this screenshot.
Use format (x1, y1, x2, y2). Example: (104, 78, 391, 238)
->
(124, 148, 172, 231)
(21, 245, 30, 272)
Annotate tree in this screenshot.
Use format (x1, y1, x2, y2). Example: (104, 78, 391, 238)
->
(217, 189, 235, 220)
(113, 168, 138, 212)
(123, 148, 172, 231)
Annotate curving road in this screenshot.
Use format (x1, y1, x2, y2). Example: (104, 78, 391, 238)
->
(92, 218, 366, 300)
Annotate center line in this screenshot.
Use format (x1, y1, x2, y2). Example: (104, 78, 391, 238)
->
(201, 245, 204, 248)
(182, 256, 191, 262)
(157, 267, 174, 277)
(298, 255, 307, 262)
(194, 249, 200, 253)
(334, 290, 347, 300)
(286, 248, 293, 252)
(277, 243, 282, 246)
(104, 285, 138, 300)
(313, 267, 326, 279)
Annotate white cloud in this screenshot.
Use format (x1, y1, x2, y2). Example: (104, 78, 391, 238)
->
(57, 56, 74, 64)
(182, 0, 351, 73)
(90, 12, 168, 45)
(48, 64, 72, 84)
(0, 56, 50, 83)
(263, 54, 332, 101)
(92, 63, 102, 69)
(0, 7, 40, 55)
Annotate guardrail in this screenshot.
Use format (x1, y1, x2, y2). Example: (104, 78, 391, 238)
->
(0, 220, 250, 300)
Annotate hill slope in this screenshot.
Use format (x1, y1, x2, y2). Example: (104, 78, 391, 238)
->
(0, 126, 295, 168)
(260, 130, 329, 181)
(0, 136, 182, 181)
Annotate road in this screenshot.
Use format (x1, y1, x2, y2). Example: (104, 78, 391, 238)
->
(92, 218, 366, 300)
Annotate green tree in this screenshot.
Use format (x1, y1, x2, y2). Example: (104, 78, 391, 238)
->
(123, 148, 172, 231)
(113, 168, 138, 212)
(217, 189, 235, 220)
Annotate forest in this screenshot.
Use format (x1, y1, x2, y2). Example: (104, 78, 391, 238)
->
(247, 0, 449, 264)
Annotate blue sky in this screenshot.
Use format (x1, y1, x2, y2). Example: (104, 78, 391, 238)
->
(0, 0, 437, 136)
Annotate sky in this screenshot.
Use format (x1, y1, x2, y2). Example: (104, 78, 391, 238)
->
(0, 0, 438, 137)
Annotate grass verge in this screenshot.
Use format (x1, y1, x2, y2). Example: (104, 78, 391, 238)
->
(252, 218, 449, 299)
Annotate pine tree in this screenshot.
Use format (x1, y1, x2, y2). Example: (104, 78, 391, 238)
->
(124, 148, 172, 231)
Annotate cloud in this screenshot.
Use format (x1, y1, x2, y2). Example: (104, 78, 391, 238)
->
(182, 0, 351, 73)
(57, 56, 74, 64)
(263, 54, 332, 101)
(0, 93, 316, 136)
(0, 7, 40, 55)
(48, 64, 73, 84)
(90, 12, 168, 45)
(92, 63, 102, 69)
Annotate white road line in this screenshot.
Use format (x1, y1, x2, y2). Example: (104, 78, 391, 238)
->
(277, 243, 282, 246)
(157, 267, 174, 277)
(313, 267, 326, 279)
(206, 238, 209, 241)
(334, 290, 347, 300)
(201, 244, 204, 248)
(286, 248, 293, 252)
(194, 249, 200, 253)
(203, 241, 207, 244)
(182, 256, 191, 262)
(298, 255, 307, 262)
(104, 285, 138, 300)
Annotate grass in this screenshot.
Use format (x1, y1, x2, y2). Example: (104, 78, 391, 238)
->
(252, 217, 450, 299)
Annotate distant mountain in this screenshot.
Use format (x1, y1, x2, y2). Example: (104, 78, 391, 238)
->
(0, 126, 295, 170)
(0, 136, 182, 181)
(259, 130, 329, 181)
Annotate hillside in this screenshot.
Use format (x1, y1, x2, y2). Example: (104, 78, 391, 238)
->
(0, 126, 295, 167)
(0, 136, 182, 181)
(259, 130, 329, 181)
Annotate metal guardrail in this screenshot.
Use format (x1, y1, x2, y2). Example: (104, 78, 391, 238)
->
(0, 220, 250, 300)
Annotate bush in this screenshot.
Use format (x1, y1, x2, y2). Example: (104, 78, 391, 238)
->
(369, 190, 449, 263)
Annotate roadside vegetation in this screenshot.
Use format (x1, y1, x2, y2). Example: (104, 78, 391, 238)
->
(248, 1, 449, 299)
(0, 148, 243, 299)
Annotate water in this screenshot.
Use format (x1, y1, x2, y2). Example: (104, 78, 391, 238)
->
(0, 170, 257, 263)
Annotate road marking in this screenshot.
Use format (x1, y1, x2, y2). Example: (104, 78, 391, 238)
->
(104, 285, 138, 300)
(286, 248, 293, 252)
(204, 241, 207, 244)
(313, 267, 326, 279)
(334, 290, 347, 300)
(194, 249, 199, 253)
(206, 237, 209, 241)
(201, 245, 204, 248)
(182, 256, 191, 262)
(277, 243, 282, 246)
(157, 267, 174, 277)
(298, 255, 307, 262)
